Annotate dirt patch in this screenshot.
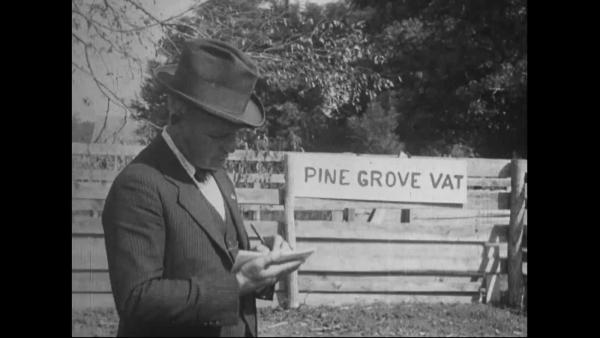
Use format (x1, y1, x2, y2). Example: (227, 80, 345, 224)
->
(72, 302, 526, 337)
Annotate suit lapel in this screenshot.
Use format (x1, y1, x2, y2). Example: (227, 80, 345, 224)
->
(154, 137, 234, 264)
(213, 170, 250, 250)
(176, 180, 234, 264)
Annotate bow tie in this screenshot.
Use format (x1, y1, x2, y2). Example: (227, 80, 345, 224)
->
(194, 168, 211, 183)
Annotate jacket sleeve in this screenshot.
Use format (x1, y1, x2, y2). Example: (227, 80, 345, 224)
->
(102, 168, 240, 328)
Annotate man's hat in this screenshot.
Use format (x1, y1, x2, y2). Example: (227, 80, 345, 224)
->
(153, 39, 265, 127)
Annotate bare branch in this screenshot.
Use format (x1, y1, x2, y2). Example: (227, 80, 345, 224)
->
(127, 0, 201, 26)
(73, 9, 141, 34)
(72, 32, 91, 46)
(73, 53, 133, 118)
(94, 98, 111, 143)
(112, 104, 129, 143)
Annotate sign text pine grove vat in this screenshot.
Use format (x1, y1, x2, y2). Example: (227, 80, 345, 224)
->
(289, 153, 468, 204)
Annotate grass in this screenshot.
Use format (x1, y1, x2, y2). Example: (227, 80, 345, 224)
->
(72, 302, 526, 337)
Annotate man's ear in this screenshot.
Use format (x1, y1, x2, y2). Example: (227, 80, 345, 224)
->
(167, 95, 185, 125)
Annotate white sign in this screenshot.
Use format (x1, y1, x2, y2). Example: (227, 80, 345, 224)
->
(289, 153, 467, 204)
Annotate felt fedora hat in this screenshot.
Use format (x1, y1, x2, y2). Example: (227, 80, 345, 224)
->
(153, 39, 265, 127)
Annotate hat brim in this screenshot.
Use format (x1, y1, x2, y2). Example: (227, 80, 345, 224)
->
(153, 65, 265, 128)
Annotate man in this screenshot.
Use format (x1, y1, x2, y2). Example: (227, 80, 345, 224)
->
(102, 39, 303, 337)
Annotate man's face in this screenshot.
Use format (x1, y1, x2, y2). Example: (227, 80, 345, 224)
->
(173, 104, 243, 171)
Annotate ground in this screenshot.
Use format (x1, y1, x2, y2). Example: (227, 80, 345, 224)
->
(72, 302, 527, 337)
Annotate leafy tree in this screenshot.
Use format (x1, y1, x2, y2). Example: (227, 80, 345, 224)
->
(132, 0, 526, 158)
(351, 0, 527, 157)
(346, 91, 403, 154)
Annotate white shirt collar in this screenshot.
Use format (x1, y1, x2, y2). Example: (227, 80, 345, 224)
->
(162, 127, 200, 183)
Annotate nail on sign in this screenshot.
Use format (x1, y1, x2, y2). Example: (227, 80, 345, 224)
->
(289, 153, 467, 204)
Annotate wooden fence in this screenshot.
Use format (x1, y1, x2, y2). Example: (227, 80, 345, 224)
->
(72, 143, 527, 309)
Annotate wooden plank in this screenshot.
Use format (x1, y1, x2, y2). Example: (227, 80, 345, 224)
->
(72, 273, 481, 297)
(485, 274, 501, 304)
(283, 153, 300, 308)
(244, 221, 280, 237)
(409, 217, 509, 227)
(483, 243, 508, 261)
(72, 181, 112, 200)
(292, 274, 481, 293)
(73, 271, 111, 292)
(229, 173, 285, 185)
(228, 150, 285, 162)
(72, 237, 108, 270)
(260, 208, 509, 223)
(72, 169, 118, 182)
(466, 191, 510, 209)
(72, 293, 115, 309)
(72, 216, 103, 235)
(410, 208, 510, 220)
(72, 199, 105, 213)
(72, 169, 286, 185)
(73, 200, 287, 215)
(74, 216, 510, 243)
(237, 188, 282, 205)
(467, 178, 511, 188)
(292, 241, 505, 273)
(72, 143, 144, 156)
(277, 292, 476, 306)
(293, 191, 509, 210)
(72, 271, 483, 294)
(508, 159, 526, 307)
(293, 220, 508, 243)
(73, 182, 282, 205)
(72, 217, 280, 237)
(248, 237, 508, 257)
(72, 196, 510, 217)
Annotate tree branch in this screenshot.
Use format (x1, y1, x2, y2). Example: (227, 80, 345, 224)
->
(73, 50, 133, 120)
(94, 98, 111, 143)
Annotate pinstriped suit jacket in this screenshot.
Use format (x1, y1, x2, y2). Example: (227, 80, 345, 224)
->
(102, 136, 272, 337)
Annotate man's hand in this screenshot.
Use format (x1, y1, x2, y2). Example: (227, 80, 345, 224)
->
(255, 234, 293, 258)
(237, 235, 302, 296)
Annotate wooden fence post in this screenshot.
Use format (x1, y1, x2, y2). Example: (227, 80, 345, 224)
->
(508, 158, 526, 307)
(283, 153, 299, 308)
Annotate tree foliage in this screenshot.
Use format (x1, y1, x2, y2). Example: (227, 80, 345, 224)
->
(132, 0, 526, 158)
(352, 0, 527, 157)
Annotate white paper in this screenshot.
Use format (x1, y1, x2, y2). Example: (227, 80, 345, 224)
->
(231, 248, 316, 272)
